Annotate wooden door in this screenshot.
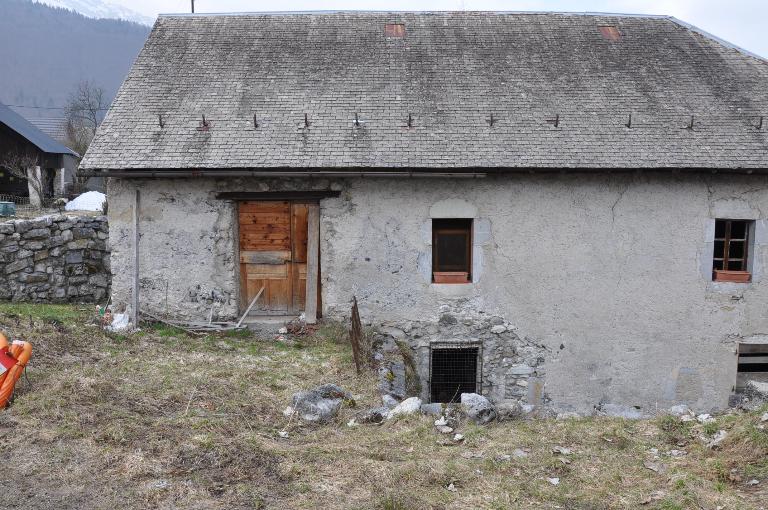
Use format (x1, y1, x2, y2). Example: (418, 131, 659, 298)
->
(239, 201, 308, 315)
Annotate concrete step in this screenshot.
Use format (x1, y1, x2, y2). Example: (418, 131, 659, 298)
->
(243, 315, 296, 334)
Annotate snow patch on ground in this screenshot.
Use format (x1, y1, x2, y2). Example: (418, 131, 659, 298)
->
(65, 191, 106, 212)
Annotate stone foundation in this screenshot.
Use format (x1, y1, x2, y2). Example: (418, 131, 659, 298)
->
(376, 299, 549, 406)
(0, 215, 110, 303)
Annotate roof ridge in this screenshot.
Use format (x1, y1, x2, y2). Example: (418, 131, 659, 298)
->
(158, 10, 672, 18)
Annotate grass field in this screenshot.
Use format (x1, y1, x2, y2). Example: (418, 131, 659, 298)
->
(0, 304, 766, 509)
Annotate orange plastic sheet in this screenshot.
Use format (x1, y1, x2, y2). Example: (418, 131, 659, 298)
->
(0, 332, 32, 409)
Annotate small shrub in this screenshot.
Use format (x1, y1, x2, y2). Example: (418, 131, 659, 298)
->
(658, 414, 692, 445)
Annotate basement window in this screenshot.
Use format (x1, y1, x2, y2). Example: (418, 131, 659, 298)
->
(432, 218, 472, 284)
(713, 219, 753, 282)
(430, 345, 480, 403)
(736, 343, 768, 391)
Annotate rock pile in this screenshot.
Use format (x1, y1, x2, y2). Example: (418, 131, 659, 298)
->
(0, 215, 110, 302)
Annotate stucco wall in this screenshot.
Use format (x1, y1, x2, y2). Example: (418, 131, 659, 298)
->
(107, 173, 768, 414)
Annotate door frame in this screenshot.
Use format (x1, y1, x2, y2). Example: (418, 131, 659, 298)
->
(235, 197, 321, 321)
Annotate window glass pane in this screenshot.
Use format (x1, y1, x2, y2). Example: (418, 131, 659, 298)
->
(729, 241, 745, 260)
(728, 259, 745, 271)
(436, 233, 468, 271)
(713, 240, 725, 259)
(731, 221, 747, 240)
(715, 220, 726, 238)
(713, 260, 724, 271)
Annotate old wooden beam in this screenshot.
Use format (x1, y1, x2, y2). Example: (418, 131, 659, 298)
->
(215, 190, 340, 201)
(304, 203, 320, 324)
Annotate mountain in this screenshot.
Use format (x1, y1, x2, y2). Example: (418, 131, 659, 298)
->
(0, 0, 150, 126)
(37, 0, 154, 26)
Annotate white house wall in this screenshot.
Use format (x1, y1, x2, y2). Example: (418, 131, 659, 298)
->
(107, 173, 768, 414)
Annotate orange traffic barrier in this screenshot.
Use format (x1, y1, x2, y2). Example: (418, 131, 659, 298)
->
(0, 332, 32, 409)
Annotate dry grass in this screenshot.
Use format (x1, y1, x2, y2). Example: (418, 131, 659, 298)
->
(0, 304, 766, 509)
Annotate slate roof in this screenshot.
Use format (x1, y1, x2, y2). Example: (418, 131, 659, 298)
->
(81, 11, 768, 172)
(0, 102, 78, 156)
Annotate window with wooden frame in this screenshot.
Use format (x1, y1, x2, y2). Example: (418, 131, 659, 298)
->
(713, 219, 753, 283)
(432, 219, 472, 284)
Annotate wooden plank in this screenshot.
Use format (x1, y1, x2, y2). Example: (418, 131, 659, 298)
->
(132, 189, 140, 326)
(240, 250, 291, 264)
(293, 262, 307, 311)
(304, 203, 319, 324)
(292, 203, 309, 263)
(217, 190, 341, 201)
(238, 215, 291, 225)
(247, 264, 288, 278)
(739, 344, 768, 355)
(236, 286, 265, 328)
(239, 236, 291, 251)
(739, 356, 768, 364)
(239, 201, 290, 213)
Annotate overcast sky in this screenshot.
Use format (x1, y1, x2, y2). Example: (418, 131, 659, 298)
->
(121, 0, 767, 57)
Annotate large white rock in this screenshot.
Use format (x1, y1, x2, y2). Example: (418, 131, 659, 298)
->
(387, 397, 422, 419)
(461, 393, 497, 424)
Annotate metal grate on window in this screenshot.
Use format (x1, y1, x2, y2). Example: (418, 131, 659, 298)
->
(430, 345, 480, 403)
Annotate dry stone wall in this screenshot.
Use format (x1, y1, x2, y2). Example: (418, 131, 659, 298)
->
(0, 215, 110, 303)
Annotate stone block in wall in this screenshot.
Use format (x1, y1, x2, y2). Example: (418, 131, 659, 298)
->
(67, 239, 89, 250)
(25, 228, 50, 240)
(0, 224, 14, 235)
(24, 241, 45, 250)
(34, 250, 49, 261)
(65, 251, 84, 264)
(17, 249, 33, 259)
(18, 273, 48, 284)
(2, 243, 20, 254)
(73, 227, 95, 240)
(87, 239, 107, 251)
(48, 235, 66, 248)
(89, 274, 109, 288)
(5, 258, 32, 274)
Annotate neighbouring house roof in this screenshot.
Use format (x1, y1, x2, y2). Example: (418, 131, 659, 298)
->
(0, 102, 78, 157)
(81, 11, 768, 173)
(26, 116, 69, 145)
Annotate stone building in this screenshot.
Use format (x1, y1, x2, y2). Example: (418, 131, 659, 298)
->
(81, 12, 768, 414)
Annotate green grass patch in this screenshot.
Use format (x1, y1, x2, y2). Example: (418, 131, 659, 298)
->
(0, 302, 87, 324)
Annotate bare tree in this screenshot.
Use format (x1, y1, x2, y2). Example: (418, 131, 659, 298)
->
(0, 151, 44, 208)
(64, 80, 108, 156)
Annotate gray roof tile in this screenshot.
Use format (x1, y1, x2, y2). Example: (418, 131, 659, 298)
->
(81, 12, 768, 171)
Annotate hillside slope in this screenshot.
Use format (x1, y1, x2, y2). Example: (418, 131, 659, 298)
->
(0, 0, 150, 119)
